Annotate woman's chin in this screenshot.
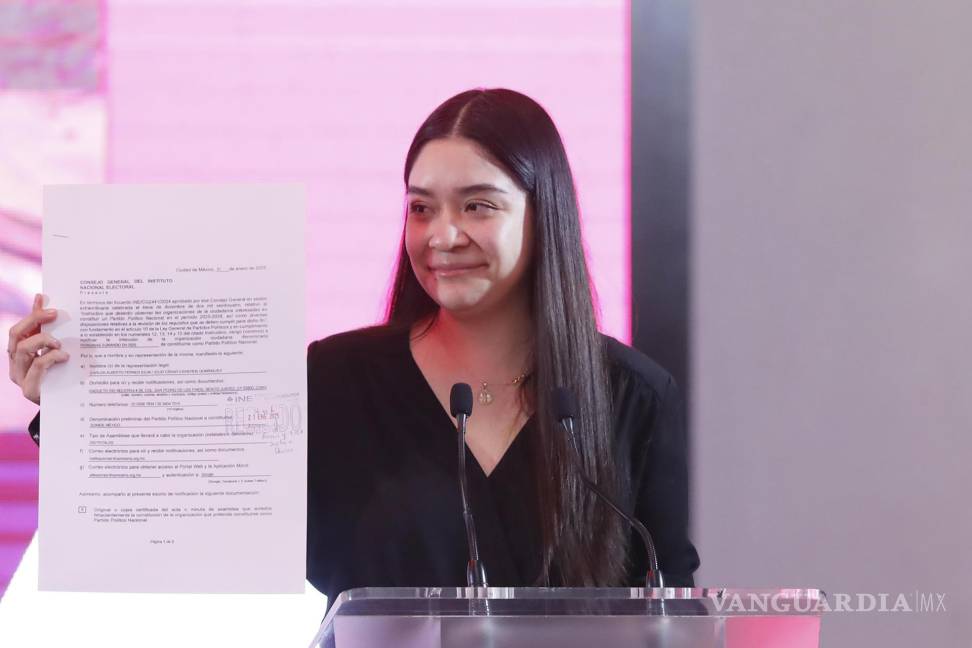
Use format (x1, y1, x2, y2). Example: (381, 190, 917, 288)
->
(429, 288, 491, 315)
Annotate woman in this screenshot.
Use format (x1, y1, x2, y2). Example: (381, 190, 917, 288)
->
(8, 88, 699, 605)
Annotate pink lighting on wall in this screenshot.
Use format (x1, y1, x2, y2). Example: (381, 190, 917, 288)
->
(106, 0, 630, 343)
(0, 0, 107, 598)
(0, 0, 629, 603)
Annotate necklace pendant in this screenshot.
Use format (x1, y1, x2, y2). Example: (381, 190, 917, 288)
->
(478, 383, 493, 406)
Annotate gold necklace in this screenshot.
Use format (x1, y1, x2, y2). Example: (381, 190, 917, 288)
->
(478, 372, 529, 406)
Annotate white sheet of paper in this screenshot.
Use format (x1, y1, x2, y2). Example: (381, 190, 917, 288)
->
(38, 184, 307, 593)
(0, 535, 328, 648)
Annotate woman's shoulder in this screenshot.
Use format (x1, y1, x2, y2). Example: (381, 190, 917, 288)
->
(308, 324, 408, 370)
(598, 332, 678, 404)
(598, 335, 685, 461)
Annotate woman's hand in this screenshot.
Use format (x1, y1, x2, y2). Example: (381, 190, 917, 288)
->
(7, 293, 70, 405)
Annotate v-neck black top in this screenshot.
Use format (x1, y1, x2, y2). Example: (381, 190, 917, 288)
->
(303, 325, 699, 605)
(26, 324, 700, 604)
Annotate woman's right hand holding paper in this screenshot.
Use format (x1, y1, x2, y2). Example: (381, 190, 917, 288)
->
(7, 293, 70, 405)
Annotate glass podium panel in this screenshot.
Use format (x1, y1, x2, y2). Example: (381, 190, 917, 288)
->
(309, 587, 823, 648)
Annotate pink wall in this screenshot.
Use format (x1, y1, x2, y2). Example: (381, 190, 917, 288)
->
(0, 0, 105, 597)
(106, 0, 630, 342)
(1, 0, 628, 598)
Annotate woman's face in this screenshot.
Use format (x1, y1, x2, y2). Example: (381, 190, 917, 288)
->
(405, 137, 533, 317)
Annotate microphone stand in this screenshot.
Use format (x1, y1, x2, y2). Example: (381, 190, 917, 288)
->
(455, 410, 488, 590)
(559, 417, 665, 591)
(552, 387, 667, 618)
(449, 383, 490, 619)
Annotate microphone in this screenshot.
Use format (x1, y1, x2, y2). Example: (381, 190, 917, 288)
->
(450, 383, 488, 589)
(552, 386, 665, 590)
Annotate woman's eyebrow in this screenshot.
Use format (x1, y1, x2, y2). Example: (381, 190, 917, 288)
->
(407, 183, 508, 197)
(455, 183, 508, 196)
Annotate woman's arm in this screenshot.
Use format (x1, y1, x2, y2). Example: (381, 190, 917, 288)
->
(627, 374, 700, 587)
(28, 412, 40, 446)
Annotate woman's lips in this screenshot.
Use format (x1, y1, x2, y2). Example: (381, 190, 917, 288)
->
(428, 263, 487, 277)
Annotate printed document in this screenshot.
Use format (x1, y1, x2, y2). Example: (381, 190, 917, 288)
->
(39, 184, 306, 593)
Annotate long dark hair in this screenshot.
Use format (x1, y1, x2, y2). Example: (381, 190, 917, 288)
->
(386, 88, 628, 586)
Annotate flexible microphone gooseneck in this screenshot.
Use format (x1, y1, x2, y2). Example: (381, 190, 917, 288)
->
(552, 386, 665, 590)
(450, 383, 489, 589)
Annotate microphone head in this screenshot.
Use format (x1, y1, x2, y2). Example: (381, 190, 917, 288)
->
(552, 386, 578, 421)
(450, 383, 474, 418)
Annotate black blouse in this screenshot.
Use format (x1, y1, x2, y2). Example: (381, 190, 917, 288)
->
(27, 324, 700, 604)
(303, 325, 699, 604)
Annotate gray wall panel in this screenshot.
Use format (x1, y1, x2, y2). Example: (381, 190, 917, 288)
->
(692, 2, 972, 646)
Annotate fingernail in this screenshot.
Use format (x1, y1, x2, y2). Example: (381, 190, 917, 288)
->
(45, 309, 56, 315)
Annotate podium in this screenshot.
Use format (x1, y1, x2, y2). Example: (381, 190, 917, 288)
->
(308, 587, 823, 648)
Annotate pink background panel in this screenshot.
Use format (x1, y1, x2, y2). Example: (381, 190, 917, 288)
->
(106, 0, 629, 343)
